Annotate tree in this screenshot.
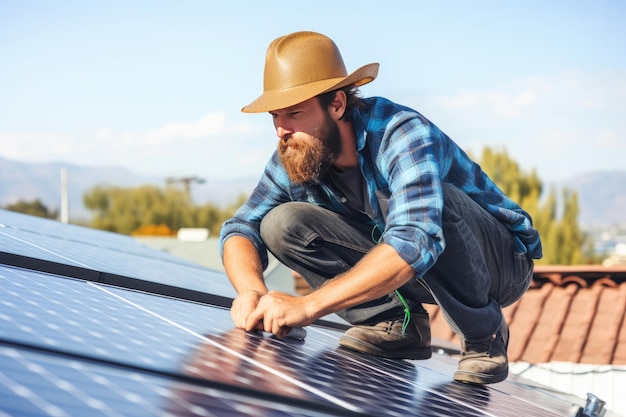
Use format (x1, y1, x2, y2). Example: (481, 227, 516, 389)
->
(477, 147, 587, 265)
(4, 199, 58, 220)
(83, 185, 245, 236)
(84, 185, 192, 234)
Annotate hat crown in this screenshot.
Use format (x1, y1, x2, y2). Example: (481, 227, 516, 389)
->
(264, 31, 348, 92)
(242, 31, 378, 113)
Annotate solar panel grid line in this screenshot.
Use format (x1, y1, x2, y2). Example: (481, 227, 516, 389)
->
(7, 349, 129, 417)
(98, 273, 348, 333)
(93, 283, 365, 415)
(0, 347, 373, 417)
(0, 368, 70, 417)
(0, 226, 227, 280)
(489, 375, 593, 415)
(0, 266, 385, 415)
(0, 272, 354, 411)
(320, 349, 498, 417)
(0, 216, 197, 265)
(0, 267, 197, 368)
(0, 341, 371, 417)
(0, 227, 95, 270)
(0, 222, 221, 277)
(0, 249, 348, 332)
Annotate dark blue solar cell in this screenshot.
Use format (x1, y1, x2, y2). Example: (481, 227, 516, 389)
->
(0, 266, 228, 372)
(0, 346, 345, 417)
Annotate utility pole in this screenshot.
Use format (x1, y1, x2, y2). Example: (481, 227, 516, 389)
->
(165, 176, 206, 203)
(60, 167, 69, 223)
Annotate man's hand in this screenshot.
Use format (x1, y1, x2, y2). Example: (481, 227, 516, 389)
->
(230, 290, 266, 330)
(245, 291, 316, 338)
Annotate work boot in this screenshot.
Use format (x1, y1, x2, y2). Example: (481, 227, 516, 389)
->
(338, 312, 432, 360)
(454, 319, 509, 385)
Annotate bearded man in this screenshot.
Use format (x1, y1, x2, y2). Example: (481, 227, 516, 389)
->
(218, 31, 542, 385)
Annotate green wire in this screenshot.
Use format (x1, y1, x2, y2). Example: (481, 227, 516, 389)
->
(371, 224, 381, 243)
(394, 289, 411, 335)
(371, 226, 410, 334)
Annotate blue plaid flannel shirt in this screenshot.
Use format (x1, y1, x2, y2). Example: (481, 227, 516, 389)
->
(219, 96, 542, 276)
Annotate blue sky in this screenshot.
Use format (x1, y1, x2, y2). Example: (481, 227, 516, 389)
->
(1, 1, 624, 184)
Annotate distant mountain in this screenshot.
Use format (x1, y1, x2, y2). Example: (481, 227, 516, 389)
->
(0, 157, 624, 226)
(0, 157, 161, 220)
(556, 170, 626, 226)
(0, 157, 258, 221)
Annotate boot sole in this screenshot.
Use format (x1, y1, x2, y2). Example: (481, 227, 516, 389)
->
(453, 369, 508, 385)
(338, 335, 432, 360)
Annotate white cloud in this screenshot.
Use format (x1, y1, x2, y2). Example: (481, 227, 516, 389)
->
(0, 131, 72, 161)
(428, 70, 625, 123)
(416, 70, 626, 181)
(434, 89, 538, 119)
(141, 112, 228, 145)
(594, 130, 623, 150)
(0, 111, 273, 180)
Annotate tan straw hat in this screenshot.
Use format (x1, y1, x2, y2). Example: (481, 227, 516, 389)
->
(242, 31, 379, 113)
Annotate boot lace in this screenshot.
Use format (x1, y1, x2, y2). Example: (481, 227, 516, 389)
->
(462, 333, 497, 359)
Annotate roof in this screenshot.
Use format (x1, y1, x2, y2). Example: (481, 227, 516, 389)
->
(424, 265, 626, 366)
(0, 209, 619, 416)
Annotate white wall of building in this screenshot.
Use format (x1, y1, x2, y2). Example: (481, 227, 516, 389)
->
(511, 362, 625, 416)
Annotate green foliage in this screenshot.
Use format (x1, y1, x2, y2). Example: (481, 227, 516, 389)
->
(84, 185, 184, 234)
(477, 147, 589, 265)
(4, 199, 58, 220)
(83, 184, 245, 236)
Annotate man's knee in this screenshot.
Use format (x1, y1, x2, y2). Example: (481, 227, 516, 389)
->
(261, 203, 295, 249)
(260, 202, 317, 252)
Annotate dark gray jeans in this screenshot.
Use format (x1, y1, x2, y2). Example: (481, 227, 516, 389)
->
(259, 183, 534, 341)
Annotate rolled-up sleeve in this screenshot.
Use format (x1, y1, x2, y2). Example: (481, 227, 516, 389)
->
(218, 153, 291, 270)
(375, 112, 446, 276)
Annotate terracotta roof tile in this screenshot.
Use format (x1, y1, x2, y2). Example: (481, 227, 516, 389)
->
(508, 283, 554, 362)
(552, 284, 602, 362)
(581, 284, 625, 363)
(520, 284, 574, 363)
(614, 285, 626, 365)
(421, 266, 626, 365)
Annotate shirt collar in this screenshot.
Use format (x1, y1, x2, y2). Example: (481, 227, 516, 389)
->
(351, 106, 367, 152)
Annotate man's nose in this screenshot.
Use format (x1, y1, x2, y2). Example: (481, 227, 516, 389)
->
(276, 125, 292, 140)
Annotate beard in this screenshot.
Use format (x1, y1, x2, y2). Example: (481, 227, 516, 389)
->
(277, 112, 341, 184)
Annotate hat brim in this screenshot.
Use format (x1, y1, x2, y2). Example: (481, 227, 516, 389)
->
(242, 63, 379, 113)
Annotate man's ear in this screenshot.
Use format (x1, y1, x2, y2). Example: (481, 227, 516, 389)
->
(329, 90, 347, 121)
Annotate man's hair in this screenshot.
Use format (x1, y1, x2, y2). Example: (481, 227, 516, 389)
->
(317, 86, 366, 121)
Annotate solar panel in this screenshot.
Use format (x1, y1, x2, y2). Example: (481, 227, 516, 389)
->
(0, 209, 614, 416)
(0, 210, 238, 306)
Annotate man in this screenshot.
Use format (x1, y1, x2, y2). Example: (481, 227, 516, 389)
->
(219, 31, 542, 385)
